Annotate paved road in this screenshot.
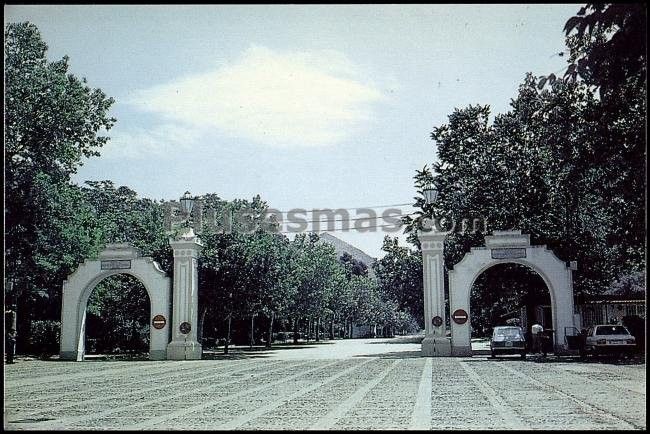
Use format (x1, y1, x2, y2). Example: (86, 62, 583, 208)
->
(4, 337, 646, 430)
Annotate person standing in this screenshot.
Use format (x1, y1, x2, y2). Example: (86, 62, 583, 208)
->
(5, 328, 17, 364)
(531, 323, 544, 356)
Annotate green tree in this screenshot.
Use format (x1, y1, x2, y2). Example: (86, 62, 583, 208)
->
(86, 274, 150, 356)
(198, 194, 284, 352)
(562, 4, 646, 97)
(373, 236, 424, 327)
(5, 22, 115, 351)
(407, 67, 643, 302)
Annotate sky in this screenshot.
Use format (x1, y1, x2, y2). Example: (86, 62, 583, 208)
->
(5, 4, 580, 258)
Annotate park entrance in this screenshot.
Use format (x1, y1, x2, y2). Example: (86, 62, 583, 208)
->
(420, 230, 577, 356)
(59, 243, 172, 361)
(448, 231, 576, 355)
(467, 262, 552, 351)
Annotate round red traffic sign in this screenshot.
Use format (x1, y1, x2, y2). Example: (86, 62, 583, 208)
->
(152, 315, 166, 329)
(452, 309, 468, 325)
(432, 316, 443, 327)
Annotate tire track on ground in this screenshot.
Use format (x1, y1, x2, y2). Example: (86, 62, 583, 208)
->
(5, 360, 229, 406)
(499, 363, 640, 430)
(8, 360, 306, 430)
(5, 359, 264, 418)
(539, 362, 646, 397)
(307, 359, 403, 430)
(4, 361, 166, 389)
(127, 359, 352, 430)
(459, 361, 529, 430)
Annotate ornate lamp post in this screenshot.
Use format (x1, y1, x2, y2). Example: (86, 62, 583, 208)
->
(167, 190, 204, 360)
(423, 184, 438, 208)
(419, 181, 452, 356)
(180, 191, 194, 221)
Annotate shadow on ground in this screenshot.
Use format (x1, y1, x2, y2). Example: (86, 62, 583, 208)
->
(367, 335, 424, 345)
(354, 350, 423, 359)
(465, 353, 646, 365)
(201, 341, 338, 359)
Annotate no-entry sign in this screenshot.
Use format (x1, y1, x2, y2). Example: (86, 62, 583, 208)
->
(152, 315, 166, 329)
(452, 309, 468, 325)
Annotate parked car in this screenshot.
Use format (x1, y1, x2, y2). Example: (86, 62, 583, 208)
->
(490, 326, 527, 358)
(582, 324, 636, 358)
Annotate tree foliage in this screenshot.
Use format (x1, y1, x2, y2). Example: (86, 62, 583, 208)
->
(373, 236, 424, 327)
(406, 3, 645, 310)
(4, 22, 116, 350)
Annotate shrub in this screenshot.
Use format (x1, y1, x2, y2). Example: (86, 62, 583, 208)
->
(30, 320, 60, 358)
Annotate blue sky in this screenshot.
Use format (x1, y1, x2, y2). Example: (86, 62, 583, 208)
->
(5, 4, 580, 258)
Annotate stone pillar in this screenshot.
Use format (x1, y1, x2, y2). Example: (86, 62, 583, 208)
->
(167, 228, 203, 360)
(419, 230, 451, 356)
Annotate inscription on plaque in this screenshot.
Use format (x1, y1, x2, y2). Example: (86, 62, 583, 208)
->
(100, 260, 132, 270)
(491, 248, 526, 260)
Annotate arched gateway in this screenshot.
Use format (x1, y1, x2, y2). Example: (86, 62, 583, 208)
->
(448, 231, 576, 355)
(420, 230, 577, 356)
(59, 243, 172, 361)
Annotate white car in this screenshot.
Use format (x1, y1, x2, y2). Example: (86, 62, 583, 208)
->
(582, 324, 636, 358)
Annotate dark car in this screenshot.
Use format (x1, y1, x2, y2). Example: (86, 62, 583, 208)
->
(490, 326, 527, 358)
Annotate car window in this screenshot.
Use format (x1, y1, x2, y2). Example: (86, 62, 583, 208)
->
(595, 325, 629, 335)
(494, 328, 523, 337)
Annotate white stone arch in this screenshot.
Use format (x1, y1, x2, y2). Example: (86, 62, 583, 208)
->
(448, 231, 575, 356)
(60, 243, 171, 361)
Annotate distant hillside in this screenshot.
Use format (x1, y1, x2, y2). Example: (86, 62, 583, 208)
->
(317, 233, 377, 278)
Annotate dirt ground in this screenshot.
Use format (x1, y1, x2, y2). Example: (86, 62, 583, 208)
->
(4, 336, 646, 430)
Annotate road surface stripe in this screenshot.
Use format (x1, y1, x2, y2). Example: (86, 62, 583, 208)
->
(5, 360, 230, 406)
(459, 361, 529, 430)
(409, 357, 432, 430)
(309, 359, 403, 430)
(6, 359, 264, 418)
(225, 358, 377, 430)
(15, 360, 306, 430)
(4, 361, 169, 389)
(128, 360, 350, 430)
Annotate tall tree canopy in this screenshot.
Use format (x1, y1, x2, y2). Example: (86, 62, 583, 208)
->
(405, 4, 645, 302)
(5, 22, 116, 349)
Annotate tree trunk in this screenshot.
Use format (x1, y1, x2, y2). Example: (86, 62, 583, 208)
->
(293, 317, 299, 344)
(329, 316, 335, 340)
(249, 315, 255, 349)
(16, 288, 30, 354)
(223, 315, 232, 355)
(307, 317, 311, 342)
(266, 312, 274, 348)
(316, 317, 321, 342)
(197, 305, 208, 346)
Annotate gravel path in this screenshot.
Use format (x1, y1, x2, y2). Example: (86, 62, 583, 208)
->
(3, 337, 646, 430)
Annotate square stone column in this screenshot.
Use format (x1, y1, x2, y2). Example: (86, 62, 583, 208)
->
(418, 230, 451, 356)
(167, 228, 203, 360)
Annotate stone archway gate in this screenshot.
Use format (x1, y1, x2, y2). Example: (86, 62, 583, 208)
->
(448, 230, 576, 356)
(59, 243, 172, 361)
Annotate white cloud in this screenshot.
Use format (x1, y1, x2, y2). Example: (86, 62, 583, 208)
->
(126, 46, 386, 147)
(99, 124, 202, 159)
